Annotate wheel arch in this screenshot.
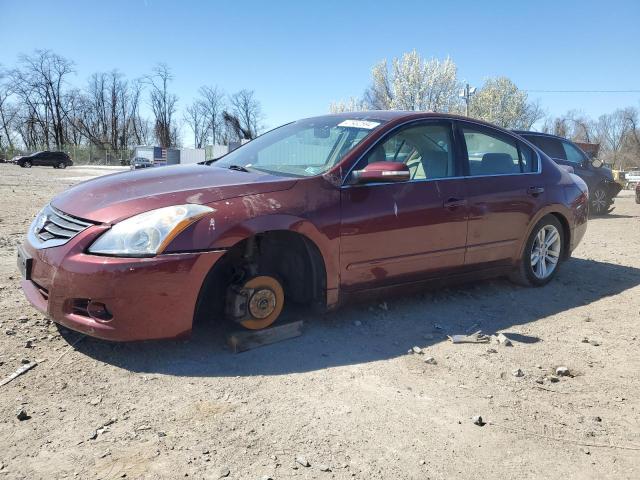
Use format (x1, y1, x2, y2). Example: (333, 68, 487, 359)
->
(517, 207, 572, 262)
(193, 227, 329, 326)
(549, 212, 571, 260)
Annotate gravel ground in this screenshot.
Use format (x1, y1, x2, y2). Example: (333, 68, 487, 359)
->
(0, 164, 639, 479)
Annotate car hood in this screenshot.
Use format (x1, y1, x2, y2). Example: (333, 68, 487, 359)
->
(598, 165, 614, 180)
(51, 164, 297, 223)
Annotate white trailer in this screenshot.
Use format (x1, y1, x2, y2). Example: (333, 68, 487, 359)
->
(179, 148, 206, 165)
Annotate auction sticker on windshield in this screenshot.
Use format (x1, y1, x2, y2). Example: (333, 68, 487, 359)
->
(338, 119, 381, 129)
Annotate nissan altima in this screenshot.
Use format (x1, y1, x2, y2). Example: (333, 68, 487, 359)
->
(17, 111, 589, 341)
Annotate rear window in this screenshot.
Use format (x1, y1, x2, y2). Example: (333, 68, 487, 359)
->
(462, 126, 536, 175)
(525, 135, 566, 160)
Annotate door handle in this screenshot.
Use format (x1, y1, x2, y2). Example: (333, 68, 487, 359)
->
(443, 197, 467, 209)
(527, 186, 545, 196)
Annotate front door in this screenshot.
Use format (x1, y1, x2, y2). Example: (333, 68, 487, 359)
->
(340, 121, 468, 290)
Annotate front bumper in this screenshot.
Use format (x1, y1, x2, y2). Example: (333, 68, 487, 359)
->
(606, 179, 623, 202)
(19, 227, 225, 341)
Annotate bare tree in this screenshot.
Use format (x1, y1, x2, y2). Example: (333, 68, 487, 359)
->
(229, 89, 263, 140)
(543, 110, 596, 142)
(621, 107, 640, 149)
(199, 85, 225, 145)
(0, 69, 18, 151)
(146, 63, 178, 147)
(62, 87, 84, 147)
(568, 111, 596, 143)
(9, 50, 75, 149)
(128, 79, 149, 145)
(74, 71, 133, 150)
(184, 100, 207, 148)
(597, 110, 629, 169)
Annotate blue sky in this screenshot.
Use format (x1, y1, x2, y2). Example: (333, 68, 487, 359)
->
(1, 0, 639, 144)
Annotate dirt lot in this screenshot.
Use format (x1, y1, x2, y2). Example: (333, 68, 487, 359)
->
(0, 164, 639, 480)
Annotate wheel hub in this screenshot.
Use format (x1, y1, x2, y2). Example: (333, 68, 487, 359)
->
(592, 189, 607, 212)
(530, 225, 561, 280)
(226, 275, 285, 330)
(248, 288, 277, 319)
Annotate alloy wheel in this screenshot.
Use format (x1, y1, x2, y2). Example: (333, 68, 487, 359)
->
(530, 225, 561, 280)
(591, 188, 607, 214)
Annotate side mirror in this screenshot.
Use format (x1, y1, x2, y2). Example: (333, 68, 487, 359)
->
(591, 158, 603, 168)
(351, 161, 410, 184)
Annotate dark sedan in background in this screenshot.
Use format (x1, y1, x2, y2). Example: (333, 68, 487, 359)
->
(515, 131, 622, 215)
(14, 151, 73, 169)
(130, 157, 154, 170)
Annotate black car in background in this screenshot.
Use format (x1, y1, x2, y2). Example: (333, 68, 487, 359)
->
(15, 151, 73, 169)
(514, 131, 622, 215)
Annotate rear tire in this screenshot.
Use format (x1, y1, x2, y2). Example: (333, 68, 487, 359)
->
(510, 215, 564, 287)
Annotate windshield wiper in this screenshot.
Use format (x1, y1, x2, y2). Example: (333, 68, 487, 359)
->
(227, 164, 250, 172)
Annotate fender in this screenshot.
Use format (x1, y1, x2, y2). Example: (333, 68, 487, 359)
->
(515, 203, 573, 262)
(165, 180, 343, 307)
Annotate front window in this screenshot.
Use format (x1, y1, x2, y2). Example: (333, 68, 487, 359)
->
(214, 116, 385, 177)
(562, 141, 587, 165)
(356, 122, 456, 180)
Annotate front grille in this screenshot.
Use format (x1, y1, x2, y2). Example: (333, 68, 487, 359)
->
(30, 205, 94, 248)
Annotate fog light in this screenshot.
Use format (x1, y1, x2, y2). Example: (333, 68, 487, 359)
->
(87, 301, 113, 322)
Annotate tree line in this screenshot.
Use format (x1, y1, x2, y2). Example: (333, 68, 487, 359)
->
(541, 109, 640, 169)
(331, 50, 640, 169)
(0, 50, 264, 155)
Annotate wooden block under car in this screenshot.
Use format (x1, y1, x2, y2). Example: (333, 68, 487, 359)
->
(226, 320, 304, 353)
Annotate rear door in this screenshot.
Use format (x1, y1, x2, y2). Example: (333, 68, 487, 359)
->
(30, 153, 43, 166)
(340, 120, 468, 290)
(35, 152, 50, 166)
(458, 121, 544, 266)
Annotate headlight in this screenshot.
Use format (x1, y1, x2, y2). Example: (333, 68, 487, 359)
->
(88, 204, 213, 256)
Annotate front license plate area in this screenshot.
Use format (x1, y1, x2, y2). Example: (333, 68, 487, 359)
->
(17, 245, 32, 280)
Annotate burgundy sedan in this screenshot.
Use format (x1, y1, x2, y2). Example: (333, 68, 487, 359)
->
(17, 112, 589, 341)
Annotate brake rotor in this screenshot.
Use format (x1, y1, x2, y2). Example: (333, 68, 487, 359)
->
(239, 275, 284, 330)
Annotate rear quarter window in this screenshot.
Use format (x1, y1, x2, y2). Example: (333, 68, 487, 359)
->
(518, 141, 538, 172)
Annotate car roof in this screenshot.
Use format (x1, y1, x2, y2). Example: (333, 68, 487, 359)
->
(314, 111, 522, 135)
(513, 130, 567, 141)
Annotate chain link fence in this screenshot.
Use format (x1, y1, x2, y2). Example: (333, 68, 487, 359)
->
(0, 146, 133, 166)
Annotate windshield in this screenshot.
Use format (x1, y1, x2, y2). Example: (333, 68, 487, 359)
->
(213, 116, 385, 177)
